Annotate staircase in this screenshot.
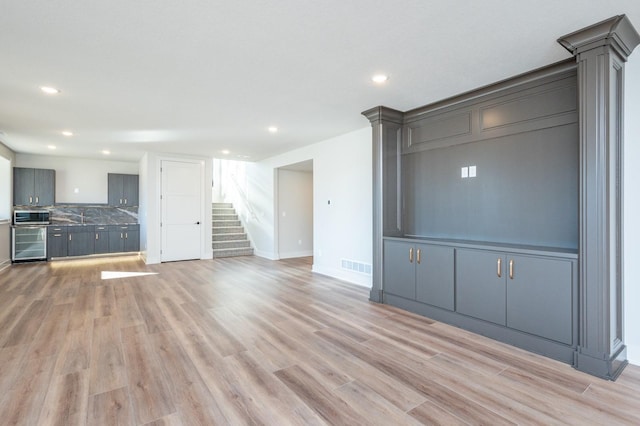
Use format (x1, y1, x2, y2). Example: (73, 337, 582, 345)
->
(212, 203, 254, 258)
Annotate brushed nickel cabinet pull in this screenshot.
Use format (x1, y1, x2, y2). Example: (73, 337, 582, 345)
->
(53, 234, 61, 237)
(120, 232, 123, 239)
(497, 258, 502, 278)
(124, 198, 127, 204)
(509, 260, 514, 280)
(96, 234, 99, 240)
(417, 248, 422, 264)
(29, 196, 33, 204)
(119, 198, 123, 204)
(409, 247, 414, 263)
(125, 232, 128, 239)
(69, 234, 72, 241)
(35, 196, 39, 203)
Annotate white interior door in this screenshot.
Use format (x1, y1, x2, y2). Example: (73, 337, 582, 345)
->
(161, 160, 203, 262)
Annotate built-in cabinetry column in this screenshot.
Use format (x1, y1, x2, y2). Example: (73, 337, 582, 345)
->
(559, 15, 640, 379)
(362, 107, 403, 302)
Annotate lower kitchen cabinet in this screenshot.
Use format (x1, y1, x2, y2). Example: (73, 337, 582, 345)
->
(94, 226, 110, 254)
(67, 226, 95, 257)
(383, 240, 454, 310)
(108, 224, 140, 253)
(456, 248, 574, 345)
(47, 226, 68, 259)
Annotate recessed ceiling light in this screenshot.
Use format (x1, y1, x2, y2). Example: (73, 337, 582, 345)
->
(62, 131, 73, 136)
(371, 74, 389, 84)
(47, 145, 56, 150)
(221, 150, 230, 155)
(101, 150, 110, 155)
(40, 86, 61, 95)
(268, 126, 278, 133)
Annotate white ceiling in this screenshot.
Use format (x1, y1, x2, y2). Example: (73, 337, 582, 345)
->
(1, 1, 639, 163)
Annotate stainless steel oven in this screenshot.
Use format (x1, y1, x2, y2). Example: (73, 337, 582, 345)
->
(12, 210, 50, 261)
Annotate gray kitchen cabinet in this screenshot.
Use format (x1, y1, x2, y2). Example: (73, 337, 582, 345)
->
(94, 225, 110, 254)
(13, 167, 55, 206)
(67, 226, 95, 257)
(47, 226, 68, 259)
(384, 240, 455, 310)
(456, 248, 574, 344)
(108, 224, 139, 253)
(108, 173, 139, 207)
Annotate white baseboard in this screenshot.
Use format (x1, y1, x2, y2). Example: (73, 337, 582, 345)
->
(254, 249, 279, 260)
(279, 250, 313, 259)
(312, 264, 372, 288)
(627, 343, 640, 366)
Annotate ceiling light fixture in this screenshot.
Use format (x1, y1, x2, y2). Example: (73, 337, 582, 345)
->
(102, 150, 110, 155)
(47, 145, 56, 150)
(268, 126, 278, 133)
(62, 131, 73, 136)
(40, 86, 61, 95)
(221, 150, 230, 155)
(371, 74, 389, 84)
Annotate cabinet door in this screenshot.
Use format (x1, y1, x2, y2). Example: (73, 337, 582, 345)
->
(383, 240, 416, 300)
(13, 167, 34, 206)
(506, 255, 573, 344)
(34, 168, 55, 206)
(108, 174, 124, 206)
(68, 228, 95, 257)
(123, 228, 140, 252)
(47, 230, 68, 259)
(456, 249, 506, 325)
(122, 175, 139, 206)
(94, 227, 110, 254)
(416, 244, 454, 311)
(109, 229, 125, 253)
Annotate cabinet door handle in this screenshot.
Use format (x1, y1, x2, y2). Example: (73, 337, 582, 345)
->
(497, 258, 502, 278)
(125, 232, 128, 239)
(121, 232, 123, 239)
(124, 198, 127, 204)
(29, 196, 33, 204)
(509, 260, 514, 280)
(35, 196, 39, 204)
(409, 248, 414, 263)
(96, 234, 99, 240)
(416, 248, 422, 264)
(69, 234, 72, 241)
(53, 234, 61, 237)
(119, 198, 123, 204)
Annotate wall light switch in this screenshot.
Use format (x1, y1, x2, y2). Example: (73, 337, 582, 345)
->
(461, 167, 469, 178)
(469, 165, 477, 177)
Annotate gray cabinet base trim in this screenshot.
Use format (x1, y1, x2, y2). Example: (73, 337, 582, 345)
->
(574, 345, 628, 381)
(384, 293, 576, 365)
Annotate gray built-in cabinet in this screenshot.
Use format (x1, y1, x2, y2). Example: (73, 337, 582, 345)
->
(108, 173, 139, 207)
(47, 224, 139, 260)
(364, 16, 640, 379)
(13, 167, 55, 206)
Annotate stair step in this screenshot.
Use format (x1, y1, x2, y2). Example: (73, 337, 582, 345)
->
(213, 247, 254, 258)
(212, 203, 233, 208)
(212, 214, 238, 221)
(212, 208, 236, 215)
(212, 240, 251, 249)
(212, 226, 245, 234)
(212, 232, 247, 241)
(212, 219, 241, 227)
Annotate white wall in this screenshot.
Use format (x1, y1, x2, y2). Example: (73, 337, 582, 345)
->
(624, 53, 640, 365)
(236, 127, 372, 287)
(140, 152, 213, 265)
(277, 169, 313, 258)
(0, 142, 15, 268)
(15, 154, 139, 204)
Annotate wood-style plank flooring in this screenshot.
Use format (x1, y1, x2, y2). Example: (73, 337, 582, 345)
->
(0, 255, 639, 425)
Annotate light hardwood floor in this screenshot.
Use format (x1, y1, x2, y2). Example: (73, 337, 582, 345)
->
(0, 255, 639, 425)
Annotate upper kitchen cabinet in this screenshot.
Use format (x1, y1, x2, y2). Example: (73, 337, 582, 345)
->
(13, 167, 55, 206)
(108, 173, 139, 207)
